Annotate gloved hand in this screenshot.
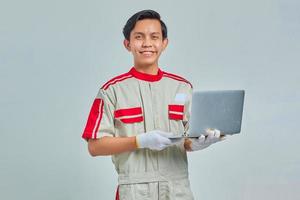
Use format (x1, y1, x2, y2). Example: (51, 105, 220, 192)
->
(187, 128, 227, 151)
(136, 130, 178, 151)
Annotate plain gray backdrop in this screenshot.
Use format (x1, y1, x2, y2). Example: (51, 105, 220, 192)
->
(1, 0, 299, 199)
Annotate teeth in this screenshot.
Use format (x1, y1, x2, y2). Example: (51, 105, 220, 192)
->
(141, 51, 154, 54)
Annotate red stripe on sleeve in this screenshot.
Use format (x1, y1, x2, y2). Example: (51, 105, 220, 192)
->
(81, 99, 103, 140)
(93, 100, 104, 139)
(115, 186, 119, 200)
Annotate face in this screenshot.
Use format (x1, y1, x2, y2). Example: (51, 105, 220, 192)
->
(123, 19, 168, 69)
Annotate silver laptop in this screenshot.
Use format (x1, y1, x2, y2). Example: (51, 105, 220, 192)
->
(168, 90, 245, 139)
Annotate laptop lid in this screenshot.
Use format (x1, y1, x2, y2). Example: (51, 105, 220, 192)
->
(168, 90, 245, 139)
(188, 90, 245, 137)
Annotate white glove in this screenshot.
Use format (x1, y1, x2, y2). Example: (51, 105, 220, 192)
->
(136, 130, 177, 151)
(190, 128, 227, 151)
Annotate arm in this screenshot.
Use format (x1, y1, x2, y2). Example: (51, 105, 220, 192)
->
(88, 136, 137, 156)
(87, 130, 175, 156)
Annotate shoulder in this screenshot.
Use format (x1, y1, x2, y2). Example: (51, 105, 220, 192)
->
(100, 71, 134, 90)
(162, 70, 193, 89)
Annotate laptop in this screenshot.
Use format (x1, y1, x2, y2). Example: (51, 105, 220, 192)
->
(168, 90, 245, 139)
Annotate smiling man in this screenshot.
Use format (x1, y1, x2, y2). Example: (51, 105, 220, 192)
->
(81, 10, 224, 200)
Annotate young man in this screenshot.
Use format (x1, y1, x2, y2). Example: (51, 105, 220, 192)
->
(82, 10, 226, 200)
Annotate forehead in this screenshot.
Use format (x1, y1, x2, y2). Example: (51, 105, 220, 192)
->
(131, 19, 162, 35)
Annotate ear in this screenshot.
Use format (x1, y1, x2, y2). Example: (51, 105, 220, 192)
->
(123, 39, 131, 51)
(162, 38, 169, 51)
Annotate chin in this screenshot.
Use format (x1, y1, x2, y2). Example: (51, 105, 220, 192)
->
(136, 59, 156, 65)
(137, 63, 154, 68)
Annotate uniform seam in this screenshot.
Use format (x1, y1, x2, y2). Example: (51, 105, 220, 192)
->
(162, 74, 193, 89)
(101, 74, 134, 90)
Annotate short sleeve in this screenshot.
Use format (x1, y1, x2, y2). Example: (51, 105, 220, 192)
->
(81, 88, 115, 141)
(183, 86, 193, 135)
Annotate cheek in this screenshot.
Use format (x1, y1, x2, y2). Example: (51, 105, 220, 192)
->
(131, 41, 142, 49)
(154, 42, 164, 51)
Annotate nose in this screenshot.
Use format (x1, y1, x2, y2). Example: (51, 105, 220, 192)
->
(142, 37, 152, 47)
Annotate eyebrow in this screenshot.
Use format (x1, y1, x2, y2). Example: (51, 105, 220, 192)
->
(133, 32, 161, 35)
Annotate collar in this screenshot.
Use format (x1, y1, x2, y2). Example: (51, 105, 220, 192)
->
(129, 66, 163, 82)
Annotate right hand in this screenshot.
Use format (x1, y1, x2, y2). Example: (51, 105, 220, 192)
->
(136, 130, 177, 151)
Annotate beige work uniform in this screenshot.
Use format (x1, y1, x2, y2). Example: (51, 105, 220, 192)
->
(82, 66, 194, 200)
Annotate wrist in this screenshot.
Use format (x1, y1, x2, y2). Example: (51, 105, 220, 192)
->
(184, 138, 193, 151)
(134, 136, 139, 149)
(135, 136, 141, 149)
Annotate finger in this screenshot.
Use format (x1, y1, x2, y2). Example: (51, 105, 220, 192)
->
(157, 131, 173, 138)
(155, 146, 165, 151)
(158, 142, 173, 151)
(205, 134, 218, 144)
(205, 128, 214, 135)
(157, 144, 167, 150)
(160, 137, 172, 145)
(214, 129, 221, 138)
(199, 134, 206, 139)
(207, 131, 215, 139)
(198, 135, 206, 143)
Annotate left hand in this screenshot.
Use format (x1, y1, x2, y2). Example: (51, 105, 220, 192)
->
(185, 128, 227, 151)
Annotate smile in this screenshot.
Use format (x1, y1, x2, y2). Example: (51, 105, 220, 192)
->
(139, 51, 156, 56)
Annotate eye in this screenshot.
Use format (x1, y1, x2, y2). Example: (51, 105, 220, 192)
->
(152, 36, 159, 39)
(135, 35, 142, 39)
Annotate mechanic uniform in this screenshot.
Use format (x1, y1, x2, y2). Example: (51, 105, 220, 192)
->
(82, 66, 194, 200)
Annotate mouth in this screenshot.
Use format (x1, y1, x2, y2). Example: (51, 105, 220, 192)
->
(139, 51, 156, 56)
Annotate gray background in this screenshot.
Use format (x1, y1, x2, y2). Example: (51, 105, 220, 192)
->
(1, 0, 299, 199)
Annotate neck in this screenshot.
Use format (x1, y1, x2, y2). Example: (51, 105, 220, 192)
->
(134, 63, 159, 75)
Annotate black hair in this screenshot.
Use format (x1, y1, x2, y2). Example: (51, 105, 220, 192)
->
(122, 9, 168, 41)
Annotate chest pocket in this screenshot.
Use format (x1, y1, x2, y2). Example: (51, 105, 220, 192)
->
(168, 104, 185, 135)
(114, 106, 145, 136)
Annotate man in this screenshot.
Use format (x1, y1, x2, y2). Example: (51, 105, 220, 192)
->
(82, 10, 226, 200)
